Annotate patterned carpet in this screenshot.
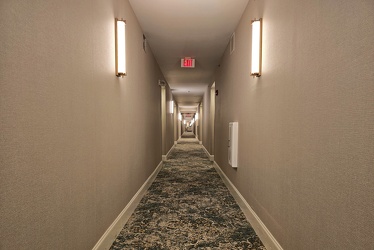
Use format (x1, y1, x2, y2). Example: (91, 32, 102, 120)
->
(110, 136, 266, 249)
(181, 131, 197, 139)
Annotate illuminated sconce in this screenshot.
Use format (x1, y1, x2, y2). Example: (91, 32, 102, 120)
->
(251, 18, 262, 77)
(115, 18, 126, 77)
(195, 113, 199, 120)
(183, 120, 186, 125)
(178, 113, 182, 121)
(170, 101, 174, 114)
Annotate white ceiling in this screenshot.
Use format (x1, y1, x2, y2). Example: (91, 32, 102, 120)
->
(129, 0, 249, 109)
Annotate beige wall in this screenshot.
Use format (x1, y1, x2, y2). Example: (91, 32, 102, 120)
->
(203, 83, 216, 155)
(199, 104, 203, 142)
(195, 103, 201, 141)
(165, 85, 175, 152)
(173, 104, 178, 142)
(0, 0, 167, 249)
(202, 85, 213, 153)
(214, 0, 374, 249)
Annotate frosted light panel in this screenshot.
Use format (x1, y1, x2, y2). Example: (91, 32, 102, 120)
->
(228, 122, 239, 168)
(251, 19, 262, 77)
(116, 19, 126, 77)
(170, 101, 174, 113)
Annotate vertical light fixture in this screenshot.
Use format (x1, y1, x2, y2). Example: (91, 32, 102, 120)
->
(170, 101, 174, 114)
(178, 113, 182, 121)
(251, 18, 262, 77)
(115, 18, 126, 77)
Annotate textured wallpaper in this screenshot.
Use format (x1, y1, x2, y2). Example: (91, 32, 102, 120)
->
(213, 0, 374, 249)
(0, 0, 168, 249)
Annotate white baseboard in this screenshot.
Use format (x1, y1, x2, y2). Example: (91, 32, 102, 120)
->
(201, 145, 214, 161)
(92, 161, 164, 250)
(163, 144, 176, 161)
(213, 162, 283, 250)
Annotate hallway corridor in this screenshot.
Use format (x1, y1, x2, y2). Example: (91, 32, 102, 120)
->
(1, 0, 373, 249)
(110, 134, 265, 249)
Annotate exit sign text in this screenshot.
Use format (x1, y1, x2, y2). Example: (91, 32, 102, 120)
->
(181, 58, 195, 68)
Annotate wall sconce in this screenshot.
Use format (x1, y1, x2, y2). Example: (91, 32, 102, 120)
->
(178, 113, 182, 121)
(115, 18, 126, 77)
(170, 101, 174, 114)
(251, 18, 262, 77)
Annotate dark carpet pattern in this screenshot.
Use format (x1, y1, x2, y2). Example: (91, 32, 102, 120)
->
(181, 131, 197, 139)
(110, 137, 266, 249)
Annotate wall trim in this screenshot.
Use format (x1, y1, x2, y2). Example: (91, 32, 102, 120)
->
(212, 162, 283, 250)
(201, 144, 214, 161)
(92, 161, 164, 250)
(162, 143, 176, 161)
(209, 155, 214, 161)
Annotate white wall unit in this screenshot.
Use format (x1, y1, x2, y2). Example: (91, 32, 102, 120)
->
(228, 122, 238, 168)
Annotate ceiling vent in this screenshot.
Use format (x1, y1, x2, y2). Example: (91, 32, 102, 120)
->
(230, 32, 235, 54)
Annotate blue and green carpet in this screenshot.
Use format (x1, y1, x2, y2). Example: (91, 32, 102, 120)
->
(110, 136, 266, 249)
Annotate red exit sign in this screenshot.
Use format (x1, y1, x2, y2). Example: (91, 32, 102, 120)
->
(181, 57, 195, 68)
